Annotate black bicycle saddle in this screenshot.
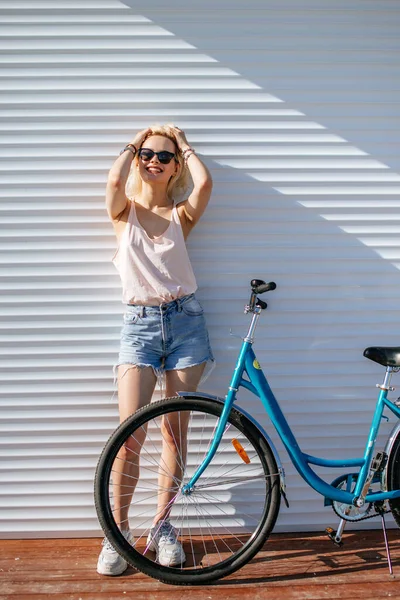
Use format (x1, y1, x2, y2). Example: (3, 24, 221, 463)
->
(363, 347, 400, 367)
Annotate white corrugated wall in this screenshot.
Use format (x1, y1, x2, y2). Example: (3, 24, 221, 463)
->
(1, 0, 400, 538)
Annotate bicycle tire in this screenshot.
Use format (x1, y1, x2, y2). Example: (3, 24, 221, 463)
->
(386, 429, 400, 527)
(94, 395, 281, 585)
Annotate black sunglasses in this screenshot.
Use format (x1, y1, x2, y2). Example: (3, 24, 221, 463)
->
(138, 148, 176, 165)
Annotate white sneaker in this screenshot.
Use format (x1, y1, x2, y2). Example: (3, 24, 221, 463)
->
(97, 530, 134, 576)
(147, 520, 186, 567)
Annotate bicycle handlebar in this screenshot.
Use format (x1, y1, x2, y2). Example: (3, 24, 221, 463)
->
(251, 280, 277, 295)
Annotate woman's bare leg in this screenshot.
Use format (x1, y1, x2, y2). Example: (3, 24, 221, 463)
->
(112, 364, 157, 530)
(154, 363, 206, 524)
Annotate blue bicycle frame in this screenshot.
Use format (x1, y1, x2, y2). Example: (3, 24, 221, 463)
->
(183, 308, 400, 506)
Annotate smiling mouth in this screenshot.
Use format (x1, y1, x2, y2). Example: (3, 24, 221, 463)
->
(146, 166, 163, 174)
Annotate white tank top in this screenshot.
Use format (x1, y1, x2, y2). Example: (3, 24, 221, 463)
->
(112, 201, 198, 306)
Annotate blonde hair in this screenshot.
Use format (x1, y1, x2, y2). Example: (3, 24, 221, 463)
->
(125, 124, 191, 201)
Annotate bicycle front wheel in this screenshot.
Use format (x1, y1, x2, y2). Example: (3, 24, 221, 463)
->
(94, 396, 281, 585)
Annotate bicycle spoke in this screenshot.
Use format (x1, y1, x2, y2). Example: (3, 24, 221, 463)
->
(161, 414, 187, 479)
(192, 497, 210, 567)
(197, 488, 266, 529)
(193, 499, 223, 567)
(185, 496, 244, 553)
(197, 444, 262, 486)
(123, 428, 183, 488)
(146, 416, 187, 484)
(186, 496, 197, 569)
(194, 473, 277, 490)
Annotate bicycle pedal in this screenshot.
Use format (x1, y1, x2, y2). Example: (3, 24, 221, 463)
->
(370, 451, 386, 473)
(325, 527, 344, 547)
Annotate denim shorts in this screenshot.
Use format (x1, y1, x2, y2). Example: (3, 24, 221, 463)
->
(116, 293, 214, 379)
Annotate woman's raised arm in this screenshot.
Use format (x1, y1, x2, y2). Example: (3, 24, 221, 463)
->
(172, 126, 213, 229)
(106, 128, 150, 221)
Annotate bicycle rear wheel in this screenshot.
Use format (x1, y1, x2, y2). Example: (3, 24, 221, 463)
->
(94, 396, 281, 585)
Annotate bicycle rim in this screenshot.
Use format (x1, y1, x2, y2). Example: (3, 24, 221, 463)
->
(95, 396, 280, 584)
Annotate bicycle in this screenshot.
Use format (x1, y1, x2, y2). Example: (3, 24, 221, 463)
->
(94, 279, 400, 585)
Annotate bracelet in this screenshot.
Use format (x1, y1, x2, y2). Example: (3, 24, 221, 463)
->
(182, 147, 196, 162)
(183, 151, 195, 163)
(182, 146, 195, 156)
(119, 144, 137, 157)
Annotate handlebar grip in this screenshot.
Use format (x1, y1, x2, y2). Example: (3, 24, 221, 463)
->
(254, 281, 277, 294)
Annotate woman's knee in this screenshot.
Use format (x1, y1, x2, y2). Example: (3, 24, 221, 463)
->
(117, 421, 147, 458)
(160, 413, 188, 447)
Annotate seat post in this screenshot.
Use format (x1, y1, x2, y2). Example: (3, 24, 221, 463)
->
(379, 367, 394, 391)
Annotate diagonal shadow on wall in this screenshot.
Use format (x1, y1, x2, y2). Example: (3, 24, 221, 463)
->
(121, 0, 400, 280)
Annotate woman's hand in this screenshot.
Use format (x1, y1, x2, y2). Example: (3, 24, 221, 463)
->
(129, 128, 152, 150)
(169, 126, 190, 153)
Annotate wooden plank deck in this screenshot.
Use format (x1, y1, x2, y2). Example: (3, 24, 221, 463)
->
(1, 530, 400, 599)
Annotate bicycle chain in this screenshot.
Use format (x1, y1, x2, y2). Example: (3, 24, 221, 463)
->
(332, 503, 391, 522)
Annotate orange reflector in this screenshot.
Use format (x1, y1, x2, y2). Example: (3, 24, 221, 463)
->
(232, 438, 251, 464)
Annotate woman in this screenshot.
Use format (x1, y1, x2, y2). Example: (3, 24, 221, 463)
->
(97, 124, 214, 576)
